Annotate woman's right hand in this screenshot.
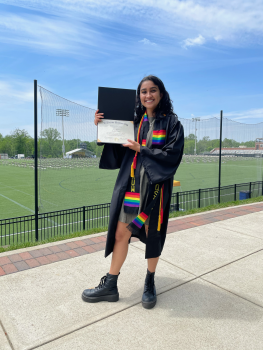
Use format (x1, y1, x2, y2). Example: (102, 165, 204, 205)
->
(94, 109, 104, 125)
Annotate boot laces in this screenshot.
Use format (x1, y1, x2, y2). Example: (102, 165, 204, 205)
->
(97, 275, 107, 289)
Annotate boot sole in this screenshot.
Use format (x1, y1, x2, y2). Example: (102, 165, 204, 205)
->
(142, 299, 156, 309)
(82, 292, 119, 303)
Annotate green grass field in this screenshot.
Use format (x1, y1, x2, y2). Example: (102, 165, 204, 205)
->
(0, 156, 262, 220)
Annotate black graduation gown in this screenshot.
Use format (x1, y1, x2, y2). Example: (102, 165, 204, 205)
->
(99, 112, 184, 259)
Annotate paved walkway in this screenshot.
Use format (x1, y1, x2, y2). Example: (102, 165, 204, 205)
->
(0, 202, 262, 349)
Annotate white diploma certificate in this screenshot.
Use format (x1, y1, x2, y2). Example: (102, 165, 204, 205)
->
(97, 119, 134, 144)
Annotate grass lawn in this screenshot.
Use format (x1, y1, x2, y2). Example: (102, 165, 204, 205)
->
(0, 156, 262, 220)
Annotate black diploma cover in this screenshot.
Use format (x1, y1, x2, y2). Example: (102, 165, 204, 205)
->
(97, 87, 136, 144)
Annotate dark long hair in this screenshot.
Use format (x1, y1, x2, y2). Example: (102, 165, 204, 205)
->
(134, 75, 174, 124)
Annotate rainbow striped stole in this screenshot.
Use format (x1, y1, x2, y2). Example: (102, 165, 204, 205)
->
(132, 212, 148, 229)
(124, 192, 140, 207)
(130, 112, 148, 177)
(142, 139, 146, 146)
(152, 130, 166, 145)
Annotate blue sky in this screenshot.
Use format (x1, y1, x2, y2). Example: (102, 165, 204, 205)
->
(0, 0, 263, 137)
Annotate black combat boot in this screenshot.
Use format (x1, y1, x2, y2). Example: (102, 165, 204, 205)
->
(142, 269, 156, 309)
(82, 273, 119, 303)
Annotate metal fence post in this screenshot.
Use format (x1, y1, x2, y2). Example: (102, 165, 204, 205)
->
(176, 192, 179, 211)
(234, 184, 237, 201)
(83, 206, 85, 230)
(249, 182, 252, 198)
(198, 189, 201, 208)
(34, 80, 38, 241)
(218, 110, 223, 204)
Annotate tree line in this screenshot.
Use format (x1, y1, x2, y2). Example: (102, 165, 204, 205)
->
(0, 128, 103, 158)
(0, 128, 256, 158)
(184, 134, 255, 155)
(0, 129, 34, 158)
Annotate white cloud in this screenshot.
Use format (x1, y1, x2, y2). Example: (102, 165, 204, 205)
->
(0, 0, 262, 47)
(139, 38, 157, 46)
(0, 79, 98, 138)
(0, 12, 103, 57)
(182, 34, 206, 49)
(214, 35, 222, 41)
(0, 10, 161, 58)
(0, 80, 33, 103)
(0, 80, 34, 136)
(194, 108, 263, 124)
(225, 108, 263, 122)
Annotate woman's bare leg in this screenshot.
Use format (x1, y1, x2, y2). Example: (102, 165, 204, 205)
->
(145, 224, 160, 273)
(109, 221, 132, 275)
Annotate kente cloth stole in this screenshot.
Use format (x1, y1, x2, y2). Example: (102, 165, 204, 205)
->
(126, 183, 164, 236)
(124, 112, 167, 234)
(123, 112, 149, 214)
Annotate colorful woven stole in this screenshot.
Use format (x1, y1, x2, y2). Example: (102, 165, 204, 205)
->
(130, 112, 148, 177)
(127, 183, 164, 235)
(123, 112, 149, 214)
(124, 112, 166, 234)
(152, 130, 166, 145)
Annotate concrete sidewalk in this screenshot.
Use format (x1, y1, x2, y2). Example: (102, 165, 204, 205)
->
(0, 202, 263, 350)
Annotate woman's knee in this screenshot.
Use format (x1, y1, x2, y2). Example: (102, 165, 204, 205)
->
(115, 221, 131, 242)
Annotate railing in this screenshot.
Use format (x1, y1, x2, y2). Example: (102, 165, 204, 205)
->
(0, 203, 110, 247)
(1, 181, 262, 246)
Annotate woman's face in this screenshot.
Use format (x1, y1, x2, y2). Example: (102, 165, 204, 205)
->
(140, 80, 163, 112)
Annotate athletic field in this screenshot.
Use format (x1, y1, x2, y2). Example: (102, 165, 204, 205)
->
(0, 156, 262, 220)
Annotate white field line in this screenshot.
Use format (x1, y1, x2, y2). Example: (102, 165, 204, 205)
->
(0, 215, 110, 238)
(0, 192, 57, 230)
(0, 193, 34, 214)
(0, 188, 58, 226)
(0, 183, 57, 207)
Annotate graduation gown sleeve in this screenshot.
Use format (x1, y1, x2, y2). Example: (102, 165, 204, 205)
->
(99, 144, 127, 170)
(140, 115, 184, 184)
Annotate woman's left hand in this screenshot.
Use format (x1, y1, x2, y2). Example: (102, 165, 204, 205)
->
(122, 139, 140, 153)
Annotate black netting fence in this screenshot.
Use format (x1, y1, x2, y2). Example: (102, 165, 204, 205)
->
(177, 117, 220, 191)
(38, 86, 119, 214)
(37, 87, 263, 212)
(220, 118, 263, 186)
(2, 85, 262, 222)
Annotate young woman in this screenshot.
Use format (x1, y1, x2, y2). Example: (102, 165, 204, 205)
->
(82, 75, 184, 309)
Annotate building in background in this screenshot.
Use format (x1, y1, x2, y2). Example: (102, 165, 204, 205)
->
(255, 138, 263, 150)
(0, 154, 8, 159)
(65, 149, 95, 158)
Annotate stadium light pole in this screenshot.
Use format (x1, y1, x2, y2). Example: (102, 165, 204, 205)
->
(192, 117, 200, 155)
(56, 109, 69, 158)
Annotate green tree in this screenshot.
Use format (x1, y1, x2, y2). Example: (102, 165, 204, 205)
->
(222, 138, 240, 148)
(185, 133, 196, 141)
(241, 140, 255, 147)
(0, 133, 3, 154)
(82, 141, 95, 153)
(89, 141, 104, 157)
(0, 135, 15, 157)
(10, 129, 33, 156)
(184, 139, 195, 154)
(64, 138, 85, 152)
(40, 128, 62, 157)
